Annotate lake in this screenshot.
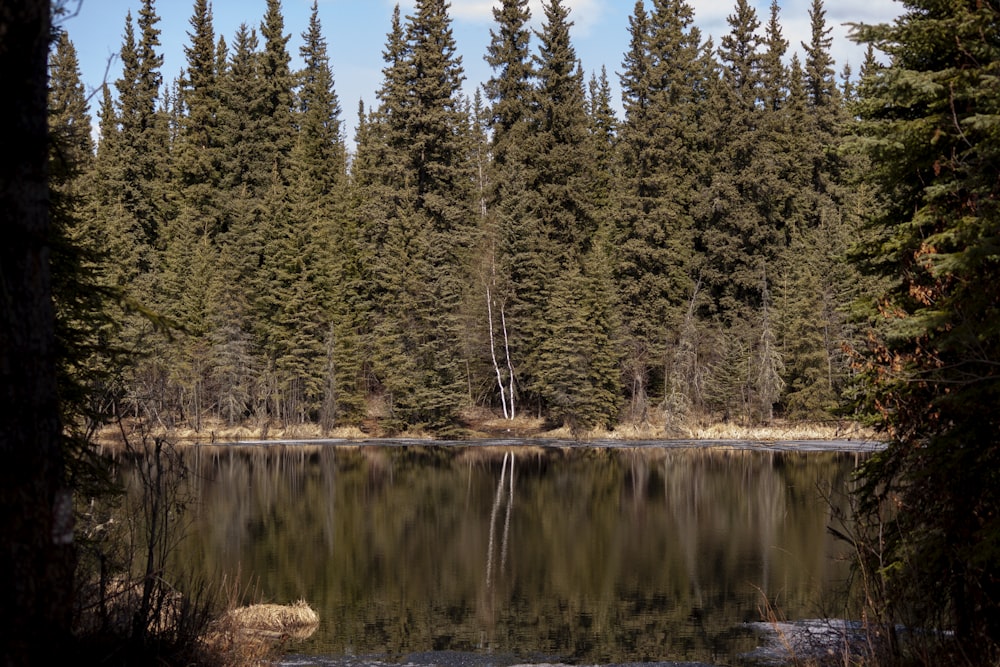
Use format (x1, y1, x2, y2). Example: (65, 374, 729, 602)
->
(164, 440, 876, 666)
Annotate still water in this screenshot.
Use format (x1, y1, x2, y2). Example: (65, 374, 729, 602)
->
(170, 441, 872, 665)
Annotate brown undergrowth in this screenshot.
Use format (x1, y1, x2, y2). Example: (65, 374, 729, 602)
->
(201, 598, 319, 667)
(93, 404, 877, 453)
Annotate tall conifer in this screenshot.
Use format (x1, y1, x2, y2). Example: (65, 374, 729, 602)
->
(851, 1, 1000, 653)
(293, 1, 356, 428)
(778, 0, 854, 417)
(615, 0, 711, 421)
(483, 0, 535, 418)
(49, 30, 119, 446)
(364, 1, 476, 431)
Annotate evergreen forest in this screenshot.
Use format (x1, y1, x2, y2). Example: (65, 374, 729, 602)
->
(12, 0, 1000, 661)
(53, 0, 877, 437)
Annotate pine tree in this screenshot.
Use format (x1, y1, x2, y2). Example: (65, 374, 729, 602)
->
(615, 0, 712, 422)
(852, 2, 1000, 654)
(777, 0, 855, 418)
(483, 0, 535, 418)
(48, 29, 120, 449)
(292, 1, 355, 429)
(158, 0, 223, 428)
(698, 0, 768, 323)
(362, 0, 477, 432)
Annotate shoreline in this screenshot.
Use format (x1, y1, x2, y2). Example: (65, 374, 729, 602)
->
(95, 430, 883, 455)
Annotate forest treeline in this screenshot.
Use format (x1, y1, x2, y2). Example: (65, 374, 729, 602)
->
(52, 0, 878, 436)
(35, 0, 1000, 661)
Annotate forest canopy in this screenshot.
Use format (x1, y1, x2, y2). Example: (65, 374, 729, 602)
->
(57, 0, 873, 437)
(35, 0, 1000, 663)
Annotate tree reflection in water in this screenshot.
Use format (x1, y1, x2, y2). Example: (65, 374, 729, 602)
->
(153, 443, 866, 664)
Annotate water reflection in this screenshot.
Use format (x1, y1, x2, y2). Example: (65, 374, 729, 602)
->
(165, 444, 863, 664)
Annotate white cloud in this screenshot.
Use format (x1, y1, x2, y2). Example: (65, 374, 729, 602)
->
(386, 0, 606, 36)
(535, 0, 606, 37)
(685, 0, 902, 71)
(688, 0, 731, 30)
(449, 1, 497, 21)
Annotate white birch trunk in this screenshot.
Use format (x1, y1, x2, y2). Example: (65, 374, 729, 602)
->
(486, 286, 510, 419)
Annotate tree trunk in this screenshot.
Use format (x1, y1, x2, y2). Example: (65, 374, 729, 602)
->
(0, 1, 75, 663)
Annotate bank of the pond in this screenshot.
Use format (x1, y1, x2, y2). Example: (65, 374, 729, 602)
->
(185, 436, 884, 455)
(95, 414, 878, 452)
(277, 655, 720, 667)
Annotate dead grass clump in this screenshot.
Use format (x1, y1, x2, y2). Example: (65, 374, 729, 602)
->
(606, 421, 677, 440)
(693, 420, 876, 441)
(325, 424, 368, 439)
(463, 406, 546, 436)
(201, 600, 319, 666)
(219, 600, 319, 640)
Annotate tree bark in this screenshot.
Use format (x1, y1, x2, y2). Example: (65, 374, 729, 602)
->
(0, 1, 75, 664)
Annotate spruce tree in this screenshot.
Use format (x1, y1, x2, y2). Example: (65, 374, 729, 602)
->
(214, 24, 269, 424)
(173, 0, 222, 237)
(363, 0, 477, 432)
(350, 12, 407, 427)
(587, 66, 617, 209)
(531, 0, 593, 254)
(483, 0, 535, 418)
(615, 0, 711, 422)
(698, 0, 768, 323)
(484, 0, 534, 161)
(777, 0, 854, 418)
(536, 222, 623, 432)
(697, 0, 792, 423)
(93, 2, 171, 421)
(260, 0, 348, 425)
(258, 0, 296, 184)
(159, 0, 223, 427)
(292, 1, 356, 428)
(103, 7, 165, 285)
(124, 0, 167, 259)
(506, 0, 596, 418)
(48, 29, 120, 450)
(852, 2, 1000, 654)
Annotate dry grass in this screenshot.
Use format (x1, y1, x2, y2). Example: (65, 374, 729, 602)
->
(95, 418, 372, 452)
(218, 600, 319, 640)
(200, 600, 319, 666)
(691, 420, 876, 441)
(93, 404, 877, 453)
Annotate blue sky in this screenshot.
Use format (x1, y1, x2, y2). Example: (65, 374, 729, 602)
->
(60, 0, 903, 142)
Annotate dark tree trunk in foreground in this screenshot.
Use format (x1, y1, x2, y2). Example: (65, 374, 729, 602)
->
(0, 1, 74, 664)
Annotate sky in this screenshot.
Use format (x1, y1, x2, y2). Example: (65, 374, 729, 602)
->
(60, 0, 904, 143)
